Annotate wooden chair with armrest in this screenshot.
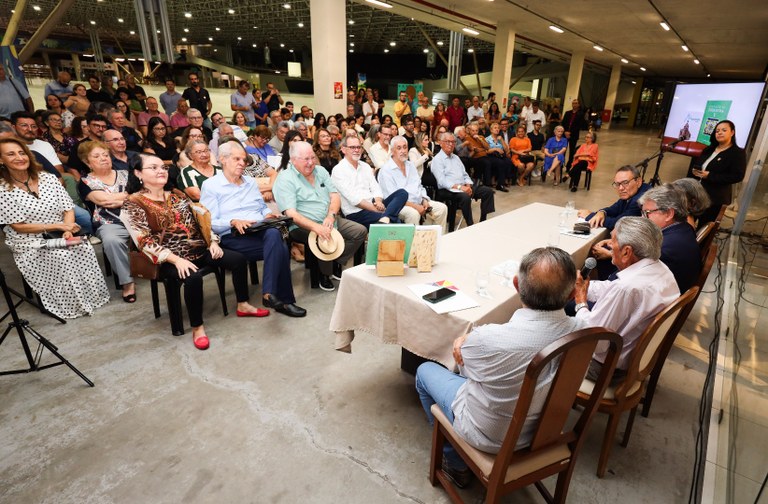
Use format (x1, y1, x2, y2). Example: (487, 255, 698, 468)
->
(574, 287, 699, 477)
(641, 240, 719, 418)
(429, 327, 623, 503)
(695, 203, 726, 261)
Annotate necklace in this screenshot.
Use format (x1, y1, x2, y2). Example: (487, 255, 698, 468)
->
(11, 173, 38, 198)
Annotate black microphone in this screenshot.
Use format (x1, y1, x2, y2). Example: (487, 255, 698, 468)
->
(667, 136, 685, 147)
(580, 257, 597, 279)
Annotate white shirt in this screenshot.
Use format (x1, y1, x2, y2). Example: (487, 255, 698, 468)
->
(29, 139, 61, 167)
(209, 125, 248, 157)
(368, 142, 390, 171)
(362, 101, 378, 124)
(408, 147, 430, 177)
(378, 157, 428, 205)
(577, 258, 680, 369)
(526, 110, 547, 133)
(331, 157, 383, 216)
(467, 106, 484, 122)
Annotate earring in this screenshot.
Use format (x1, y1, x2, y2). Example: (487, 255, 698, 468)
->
(138, 178, 143, 183)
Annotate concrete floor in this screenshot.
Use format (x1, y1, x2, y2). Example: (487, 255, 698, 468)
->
(0, 126, 719, 503)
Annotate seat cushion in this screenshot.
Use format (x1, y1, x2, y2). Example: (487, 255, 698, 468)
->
(431, 405, 572, 483)
(579, 377, 641, 400)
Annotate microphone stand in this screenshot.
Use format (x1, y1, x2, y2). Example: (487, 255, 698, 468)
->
(635, 141, 677, 187)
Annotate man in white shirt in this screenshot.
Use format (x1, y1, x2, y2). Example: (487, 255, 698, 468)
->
(330, 135, 408, 228)
(466, 96, 484, 122)
(525, 101, 547, 133)
(573, 216, 679, 381)
(368, 126, 392, 171)
(416, 247, 586, 488)
(378, 136, 448, 230)
(268, 121, 290, 153)
(519, 96, 533, 124)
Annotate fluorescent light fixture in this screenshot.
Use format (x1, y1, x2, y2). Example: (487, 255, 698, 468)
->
(660, 22, 670, 31)
(283, 3, 290, 8)
(593, 45, 603, 51)
(640, 67, 646, 71)
(275, 70, 281, 74)
(681, 45, 688, 51)
(462, 27, 479, 36)
(549, 25, 564, 34)
(90, 20, 96, 25)
(437, 41, 444, 46)
(389, 41, 396, 46)
(252, 43, 257, 47)
(423, 49, 429, 53)
(237, 36, 242, 40)
(693, 59, 700, 64)
(468, 48, 474, 53)
(280, 43, 285, 48)
(297, 22, 304, 27)
(215, 27, 221, 31)
(621, 58, 629, 64)
(184, 12, 192, 18)
(348, 20, 355, 25)
(349, 49, 354, 53)
(33, 5, 41, 11)
(129, 31, 135, 35)
(117, 18, 124, 23)
(183, 28, 189, 32)
(631, 80, 636, 84)
(208, 37, 213, 41)
(83, 54, 93, 57)
(289, 49, 294, 53)
(115, 58, 125, 62)
(349, 42, 354, 47)
(181, 37, 187, 42)
(366, 0, 393, 8)
(228, 9, 235, 14)
(384, 49, 389, 53)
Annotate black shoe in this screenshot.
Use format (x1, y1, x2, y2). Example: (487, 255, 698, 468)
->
(331, 263, 343, 281)
(263, 294, 307, 317)
(319, 275, 335, 292)
(442, 460, 473, 489)
(570, 186, 577, 192)
(496, 184, 509, 193)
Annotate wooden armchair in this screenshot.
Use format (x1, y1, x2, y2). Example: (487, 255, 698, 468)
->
(429, 328, 623, 503)
(575, 287, 699, 477)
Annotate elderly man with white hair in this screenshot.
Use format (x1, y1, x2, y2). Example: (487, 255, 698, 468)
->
(273, 141, 366, 291)
(200, 141, 306, 317)
(378, 135, 448, 230)
(572, 216, 678, 382)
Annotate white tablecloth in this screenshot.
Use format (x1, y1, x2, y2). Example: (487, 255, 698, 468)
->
(328, 202, 606, 368)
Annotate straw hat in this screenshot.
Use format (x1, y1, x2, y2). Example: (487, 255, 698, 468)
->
(307, 228, 345, 261)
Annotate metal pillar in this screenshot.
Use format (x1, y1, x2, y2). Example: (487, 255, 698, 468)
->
(447, 32, 464, 91)
(2, 0, 28, 46)
(145, 0, 163, 63)
(157, 0, 174, 63)
(71, 53, 81, 80)
(133, 0, 153, 65)
(89, 30, 105, 73)
(18, 0, 77, 64)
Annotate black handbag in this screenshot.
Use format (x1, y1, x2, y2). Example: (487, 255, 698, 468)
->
(231, 216, 293, 239)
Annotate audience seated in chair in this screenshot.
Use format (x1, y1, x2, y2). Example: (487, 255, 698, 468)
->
(415, 247, 587, 489)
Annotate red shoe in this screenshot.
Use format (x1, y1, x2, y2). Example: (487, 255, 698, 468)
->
(193, 334, 209, 350)
(236, 308, 270, 318)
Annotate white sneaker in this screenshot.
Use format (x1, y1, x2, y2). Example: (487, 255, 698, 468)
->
(88, 235, 102, 245)
(532, 169, 542, 178)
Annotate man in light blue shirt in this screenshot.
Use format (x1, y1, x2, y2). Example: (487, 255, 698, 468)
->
(200, 141, 306, 317)
(230, 80, 257, 127)
(43, 70, 73, 102)
(431, 132, 495, 231)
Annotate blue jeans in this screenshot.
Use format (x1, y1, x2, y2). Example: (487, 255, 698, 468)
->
(415, 362, 468, 469)
(73, 206, 93, 235)
(345, 189, 408, 229)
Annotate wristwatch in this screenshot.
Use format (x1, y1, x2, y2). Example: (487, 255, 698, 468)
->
(574, 302, 589, 313)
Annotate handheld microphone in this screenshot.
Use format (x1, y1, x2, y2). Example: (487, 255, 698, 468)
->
(580, 257, 597, 279)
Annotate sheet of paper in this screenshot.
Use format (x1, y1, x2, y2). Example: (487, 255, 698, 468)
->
(267, 155, 282, 169)
(408, 282, 480, 314)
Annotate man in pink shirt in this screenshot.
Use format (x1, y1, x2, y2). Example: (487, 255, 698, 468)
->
(137, 97, 170, 136)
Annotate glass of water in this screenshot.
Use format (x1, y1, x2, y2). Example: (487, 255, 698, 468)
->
(476, 271, 490, 297)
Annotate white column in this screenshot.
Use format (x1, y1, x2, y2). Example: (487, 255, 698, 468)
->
(490, 22, 515, 111)
(310, 0, 346, 116)
(563, 51, 585, 113)
(602, 63, 622, 130)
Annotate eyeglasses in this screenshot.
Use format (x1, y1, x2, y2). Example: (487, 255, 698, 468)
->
(143, 165, 169, 171)
(611, 177, 638, 189)
(642, 208, 663, 218)
(192, 149, 210, 155)
(345, 145, 362, 150)
(90, 123, 107, 130)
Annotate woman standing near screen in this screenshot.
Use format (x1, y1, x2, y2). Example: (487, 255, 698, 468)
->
(688, 120, 746, 224)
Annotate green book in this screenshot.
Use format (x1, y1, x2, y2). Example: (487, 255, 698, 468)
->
(697, 100, 732, 144)
(365, 224, 416, 265)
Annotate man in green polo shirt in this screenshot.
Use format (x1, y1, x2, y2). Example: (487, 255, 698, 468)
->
(273, 141, 367, 291)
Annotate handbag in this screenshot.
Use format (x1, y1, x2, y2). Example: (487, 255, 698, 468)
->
(129, 228, 166, 280)
(231, 216, 293, 238)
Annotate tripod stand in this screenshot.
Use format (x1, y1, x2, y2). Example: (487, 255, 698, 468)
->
(635, 145, 666, 187)
(0, 268, 94, 387)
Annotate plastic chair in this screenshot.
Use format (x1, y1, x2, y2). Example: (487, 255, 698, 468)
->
(574, 288, 699, 477)
(429, 328, 623, 503)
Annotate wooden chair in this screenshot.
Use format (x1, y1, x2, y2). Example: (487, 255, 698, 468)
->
(641, 240, 719, 418)
(574, 288, 699, 477)
(429, 328, 623, 503)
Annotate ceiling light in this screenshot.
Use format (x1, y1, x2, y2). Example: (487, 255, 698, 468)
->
(252, 43, 257, 47)
(468, 48, 474, 53)
(348, 20, 355, 25)
(129, 30, 135, 35)
(228, 9, 235, 14)
(275, 70, 281, 74)
(384, 49, 389, 53)
(437, 41, 444, 46)
(593, 45, 603, 51)
(366, 0, 393, 8)
(156, 30, 161, 33)
(621, 58, 629, 64)
(707, 73, 711, 77)
(694, 59, 700, 64)
(33, 5, 41, 11)
(462, 27, 479, 36)
(297, 22, 304, 27)
(280, 43, 285, 47)
(253, 26, 258, 29)
(660, 22, 670, 31)
(389, 41, 396, 46)
(549, 25, 564, 34)
(349, 49, 354, 53)
(90, 20, 96, 25)
(237, 36, 242, 40)
(184, 12, 192, 18)
(640, 67, 646, 71)
(117, 18, 124, 23)
(289, 49, 294, 53)
(631, 80, 637, 84)
(423, 49, 429, 53)
(181, 37, 187, 42)
(215, 27, 221, 31)
(349, 42, 355, 47)
(283, 3, 291, 8)
(214, 49, 217, 52)
(208, 37, 213, 41)
(183, 28, 189, 33)
(115, 58, 125, 62)
(681, 45, 689, 51)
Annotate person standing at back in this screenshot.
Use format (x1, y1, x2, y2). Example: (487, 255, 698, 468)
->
(182, 72, 212, 129)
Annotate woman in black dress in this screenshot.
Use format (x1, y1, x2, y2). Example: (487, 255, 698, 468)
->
(142, 117, 177, 165)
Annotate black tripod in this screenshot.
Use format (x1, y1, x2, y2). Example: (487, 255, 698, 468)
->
(635, 146, 667, 187)
(0, 268, 93, 386)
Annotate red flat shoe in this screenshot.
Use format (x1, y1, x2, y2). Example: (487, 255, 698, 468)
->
(193, 334, 209, 350)
(237, 308, 270, 318)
